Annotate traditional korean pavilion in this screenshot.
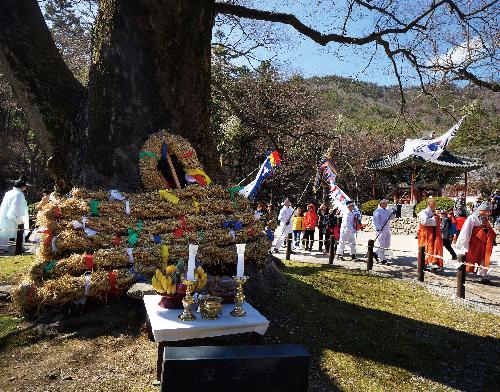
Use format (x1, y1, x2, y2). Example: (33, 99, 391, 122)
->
(366, 149, 482, 204)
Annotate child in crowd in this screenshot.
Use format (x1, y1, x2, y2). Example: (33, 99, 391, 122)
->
(292, 207, 305, 249)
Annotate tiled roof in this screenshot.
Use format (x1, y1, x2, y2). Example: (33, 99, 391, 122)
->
(366, 149, 482, 171)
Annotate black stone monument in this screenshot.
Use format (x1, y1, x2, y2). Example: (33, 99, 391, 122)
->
(161, 344, 310, 392)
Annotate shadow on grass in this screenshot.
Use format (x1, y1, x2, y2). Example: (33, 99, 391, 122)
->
(0, 296, 148, 353)
(263, 263, 500, 392)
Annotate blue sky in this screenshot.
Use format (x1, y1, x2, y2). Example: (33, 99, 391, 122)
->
(214, 1, 420, 86)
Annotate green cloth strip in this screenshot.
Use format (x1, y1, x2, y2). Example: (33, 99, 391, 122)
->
(89, 199, 100, 216)
(228, 186, 244, 208)
(43, 260, 57, 276)
(139, 151, 160, 160)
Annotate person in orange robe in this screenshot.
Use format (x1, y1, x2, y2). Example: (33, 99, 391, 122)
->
(456, 202, 497, 284)
(417, 198, 443, 271)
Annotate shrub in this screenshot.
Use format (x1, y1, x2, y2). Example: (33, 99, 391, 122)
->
(415, 197, 455, 214)
(361, 199, 379, 216)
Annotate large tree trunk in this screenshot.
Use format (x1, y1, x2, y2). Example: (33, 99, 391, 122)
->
(84, 0, 220, 190)
(0, 0, 84, 193)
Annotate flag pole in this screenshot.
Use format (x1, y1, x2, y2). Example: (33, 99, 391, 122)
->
(236, 166, 259, 186)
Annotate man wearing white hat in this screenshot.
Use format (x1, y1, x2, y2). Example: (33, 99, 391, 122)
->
(0, 176, 31, 252)
(456, 201, 497, 284)
(372, 198, 395, 264)
(271, 198, 293, 253)
(336, 200, 358, 260)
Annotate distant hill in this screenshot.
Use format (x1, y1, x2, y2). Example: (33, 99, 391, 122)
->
(307, 75, 499, 189)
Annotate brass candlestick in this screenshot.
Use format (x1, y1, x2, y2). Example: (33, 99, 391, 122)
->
(178, 279, 197, 321)
(230, 276, 248, 317)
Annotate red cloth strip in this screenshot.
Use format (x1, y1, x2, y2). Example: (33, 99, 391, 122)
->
(84, 254, 94, 270)
(108, 271, 120, 295)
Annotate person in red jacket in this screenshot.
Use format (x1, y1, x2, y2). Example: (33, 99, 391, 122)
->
(303, 203, 318, 252)
(454, 213, 467, 243)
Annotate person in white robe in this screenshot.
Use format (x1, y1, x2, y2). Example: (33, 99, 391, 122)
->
(336, 200, 357, 260)
(456, 202, 496, 283)
(0, 176, 31, 251)
(372, 199, 395, 264)
(272, 198, 294, 253)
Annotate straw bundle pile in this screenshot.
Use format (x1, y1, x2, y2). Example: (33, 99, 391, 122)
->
(13, 131, 271, 311)
(14, 185, 270, 311)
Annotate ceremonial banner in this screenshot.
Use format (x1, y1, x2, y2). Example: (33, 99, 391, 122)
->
(314, 158, 338, 191)
(400, 117, 464, 161)
(239, 151, 281, 200)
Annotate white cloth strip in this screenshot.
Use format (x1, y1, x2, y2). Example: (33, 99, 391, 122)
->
(84, 273, 92, 296)
(109, 189, 125, 201)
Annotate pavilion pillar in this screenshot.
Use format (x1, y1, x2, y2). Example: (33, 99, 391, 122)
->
(464, 171, 468, 198)
(411, 166, 416, 204)
(372, 173, 376, 199)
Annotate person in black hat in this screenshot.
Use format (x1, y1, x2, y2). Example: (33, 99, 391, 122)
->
(0, 176, 32, 250)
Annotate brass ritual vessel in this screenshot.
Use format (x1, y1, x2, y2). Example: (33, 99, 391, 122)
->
(230, 276, 248, 317)
(198, 295, 224, 320)
(178, 279, 196, 321)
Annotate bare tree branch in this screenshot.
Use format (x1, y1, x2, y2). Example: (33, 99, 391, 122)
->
(214, 1, 499, 95)
(214, 1, 444, 46)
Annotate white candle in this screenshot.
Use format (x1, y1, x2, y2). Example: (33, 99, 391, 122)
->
(187, 244, 198, 281)
(236, 243, 246, 278)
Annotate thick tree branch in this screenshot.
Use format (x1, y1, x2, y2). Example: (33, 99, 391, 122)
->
(452, 68, 500, 92)
(0, 0, 84, 191)
(214, 1, 444, 46)
(215, 1, 499, 95)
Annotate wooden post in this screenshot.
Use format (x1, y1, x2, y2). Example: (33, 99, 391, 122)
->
(456, 254, 466, 299)
(285, 233, 292, 260)
(15, 223, 24, 256)
(367, 239, 374, 271)
(328, 237, 335, 265)
(464, 171, 468, 199)
(166, 154, 181, 189)
(417, 245, 425, 282)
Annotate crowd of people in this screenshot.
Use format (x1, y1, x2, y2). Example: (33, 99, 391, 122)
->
(418, 196, 497, 283)
(266, 198, 366, 261)
(258, 189, 498, 285)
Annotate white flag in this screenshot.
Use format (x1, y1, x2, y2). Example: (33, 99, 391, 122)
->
(400, 117, 464, 161)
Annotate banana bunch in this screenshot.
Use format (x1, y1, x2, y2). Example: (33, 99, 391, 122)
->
(194, 266, 207, 291)
(151, 269, 177, 294)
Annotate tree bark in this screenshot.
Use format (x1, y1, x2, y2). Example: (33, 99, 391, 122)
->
(85, 0, 220, 190)
(0, 0, 84, 193)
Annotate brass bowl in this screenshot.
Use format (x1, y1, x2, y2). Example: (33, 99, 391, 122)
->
(199, 296, 223, 320)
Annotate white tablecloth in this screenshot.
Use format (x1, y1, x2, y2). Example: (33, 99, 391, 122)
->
(144, 295, 270, 342)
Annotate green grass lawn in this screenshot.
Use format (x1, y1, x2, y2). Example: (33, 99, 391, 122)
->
(0, 256, 499, 391)
(0, 255, 36, 349)
(0, 255, 33, 283)
(265, 261, 500, 392)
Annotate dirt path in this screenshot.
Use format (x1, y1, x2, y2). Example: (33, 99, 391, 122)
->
(277, 232, 500, 314)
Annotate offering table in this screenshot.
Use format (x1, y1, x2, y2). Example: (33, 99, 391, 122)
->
(143, 294, 270, 381)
